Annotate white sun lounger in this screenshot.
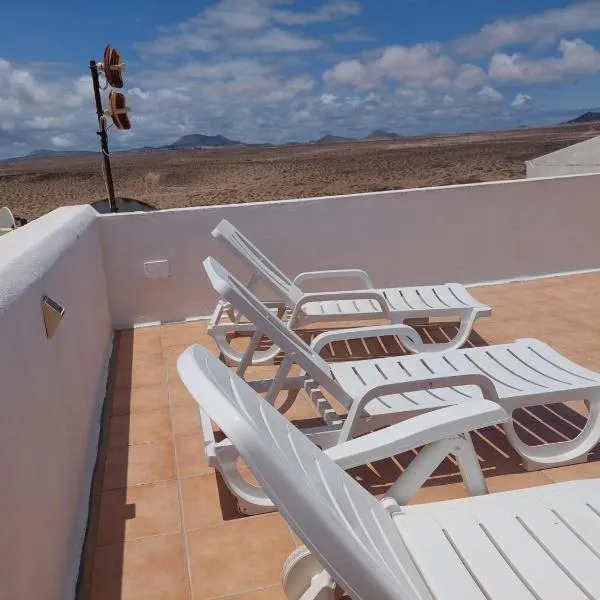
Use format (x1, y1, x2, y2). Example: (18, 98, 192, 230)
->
(179, 344, 507, 515)
(209, 219, 491, 365)
(0, 207, 16, 236)
(204, 257, 600, 480)
(179, 343, 600, 600)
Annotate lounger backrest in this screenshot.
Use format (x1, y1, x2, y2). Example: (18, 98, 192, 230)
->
(0, 207, 16, 230)
(178, 344, 429, 600)
(212, 219, 304, 305)
(204, 257, 348, 401)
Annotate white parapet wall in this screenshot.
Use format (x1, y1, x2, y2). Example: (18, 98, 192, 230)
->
(526, 136, 600, 178)
(98, 172, 600, 327)
(0, 206, 113, 599)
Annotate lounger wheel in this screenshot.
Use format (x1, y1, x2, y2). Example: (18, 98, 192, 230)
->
(282, 546, 335, 600)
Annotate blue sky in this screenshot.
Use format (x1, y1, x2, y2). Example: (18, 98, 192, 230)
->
(1, 0, 600, 156)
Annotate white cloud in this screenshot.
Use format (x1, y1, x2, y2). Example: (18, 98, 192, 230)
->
(320, 93, 338, 105)
(323, 59, 370, 87)
(324, 43, 485, 91)
(489, 38, 600, 82)
(4, 0, 598, 157)
(251, 27, 323, 52)
(50, 134, 74, 148)
(453, 64, 487, 91)
(0, 58, 90, 125)
(477, 85, 503, 102)
(275, 0, 361, 25)
(457, 0, 600, 56)
(138, 0, 359, 56)
(512, 93, 532, 108)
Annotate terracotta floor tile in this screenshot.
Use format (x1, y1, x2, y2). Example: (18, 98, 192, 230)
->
(187, 514, 295, 599)
(282, 394, 321, 423)
(111, 384, 170, 417)
(96, 481, 181, 545)
(485, 471, 554, 493)
(114, 364, 166, 390)
(565, 399, 590, 417)
(224, 586, 286, 600)
(103, 442, 176, 490)
(244, 365, 285, 381)
(86, 280, 600, 599)
(90, 534, 188, 600)
(169, 379, 197, 408)
(164, 344, 193, 382)
(181, 474, 236, 530)
(408, 483, 469, 505)
(108, 409, 172, 448)
(172, 405, 202, 437)
(544, 460, 600, 482)
(162, 322, 209, 348)
(174, 434, 214, 478)
(115, 329, 163, 360)
(116, 350, 165, 374)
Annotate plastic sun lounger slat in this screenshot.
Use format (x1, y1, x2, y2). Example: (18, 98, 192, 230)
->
(179, 344, 600, 600)
(209, 220, 491, 366)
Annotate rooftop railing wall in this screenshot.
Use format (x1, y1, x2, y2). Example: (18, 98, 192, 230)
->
(0, 205, 113, 600)
(97, 172, 600, 328)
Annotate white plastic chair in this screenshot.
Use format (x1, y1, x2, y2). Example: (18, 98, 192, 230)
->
(179, 344, 507, 515)
(209, 219, 491, 365)
(178, 343, 600, 600)
(0, 207, 16, 236)
(204, 257, 600, 479)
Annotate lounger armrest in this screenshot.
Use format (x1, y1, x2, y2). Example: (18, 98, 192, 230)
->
(289, 290, 390, 326)
(359, 372, 500, 405)
(293, 269, 374, 289)
(310, 323, 425, 354)
(326, 400, 508, 469)
(339, 371, 501, 442)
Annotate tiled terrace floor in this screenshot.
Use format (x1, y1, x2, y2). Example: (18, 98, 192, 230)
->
(80, 272, 600, 599)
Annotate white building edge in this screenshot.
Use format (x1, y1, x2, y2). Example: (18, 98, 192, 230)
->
(526, 134, 600, 178)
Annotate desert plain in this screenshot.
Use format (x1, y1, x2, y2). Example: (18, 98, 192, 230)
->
(1, 122, 600, 223)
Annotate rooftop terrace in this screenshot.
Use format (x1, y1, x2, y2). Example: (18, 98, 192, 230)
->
(76, 273, 600, 599)
(3, 172, 600, 599)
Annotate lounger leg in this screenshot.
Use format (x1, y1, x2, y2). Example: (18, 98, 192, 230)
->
(503, 398, 600, 471)
(386, 438, 457, 504)
(401, 309, 482, 353)
(455, 433, 488, 496)
(213, 329, 281, 367)
(386, 434, 488, 504)
(300, 573, 336, 600)
(282, 547, 336, 600)
(215, 444, 277, 515)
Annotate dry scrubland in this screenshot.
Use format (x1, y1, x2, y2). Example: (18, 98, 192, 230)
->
(2, 123, 600, 222)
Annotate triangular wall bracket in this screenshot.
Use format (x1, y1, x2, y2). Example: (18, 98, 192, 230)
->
(42, 295, 65, 340)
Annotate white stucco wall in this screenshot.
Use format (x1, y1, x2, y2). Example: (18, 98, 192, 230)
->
(0, 206, 113, 600)
(99, 172, 600, 327)
(526, 163, 600, 178)
(526, 136, 600, 178)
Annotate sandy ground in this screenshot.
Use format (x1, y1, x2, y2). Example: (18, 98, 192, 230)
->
(2, 122, 600, 223)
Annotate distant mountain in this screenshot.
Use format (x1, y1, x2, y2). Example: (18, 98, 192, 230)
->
(564, 112, 600, 124)
(364, 129, 402, 140)
(27, 149, 97, 158)
(170, 134, 244, 149)
(315, 134, 356, 144)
